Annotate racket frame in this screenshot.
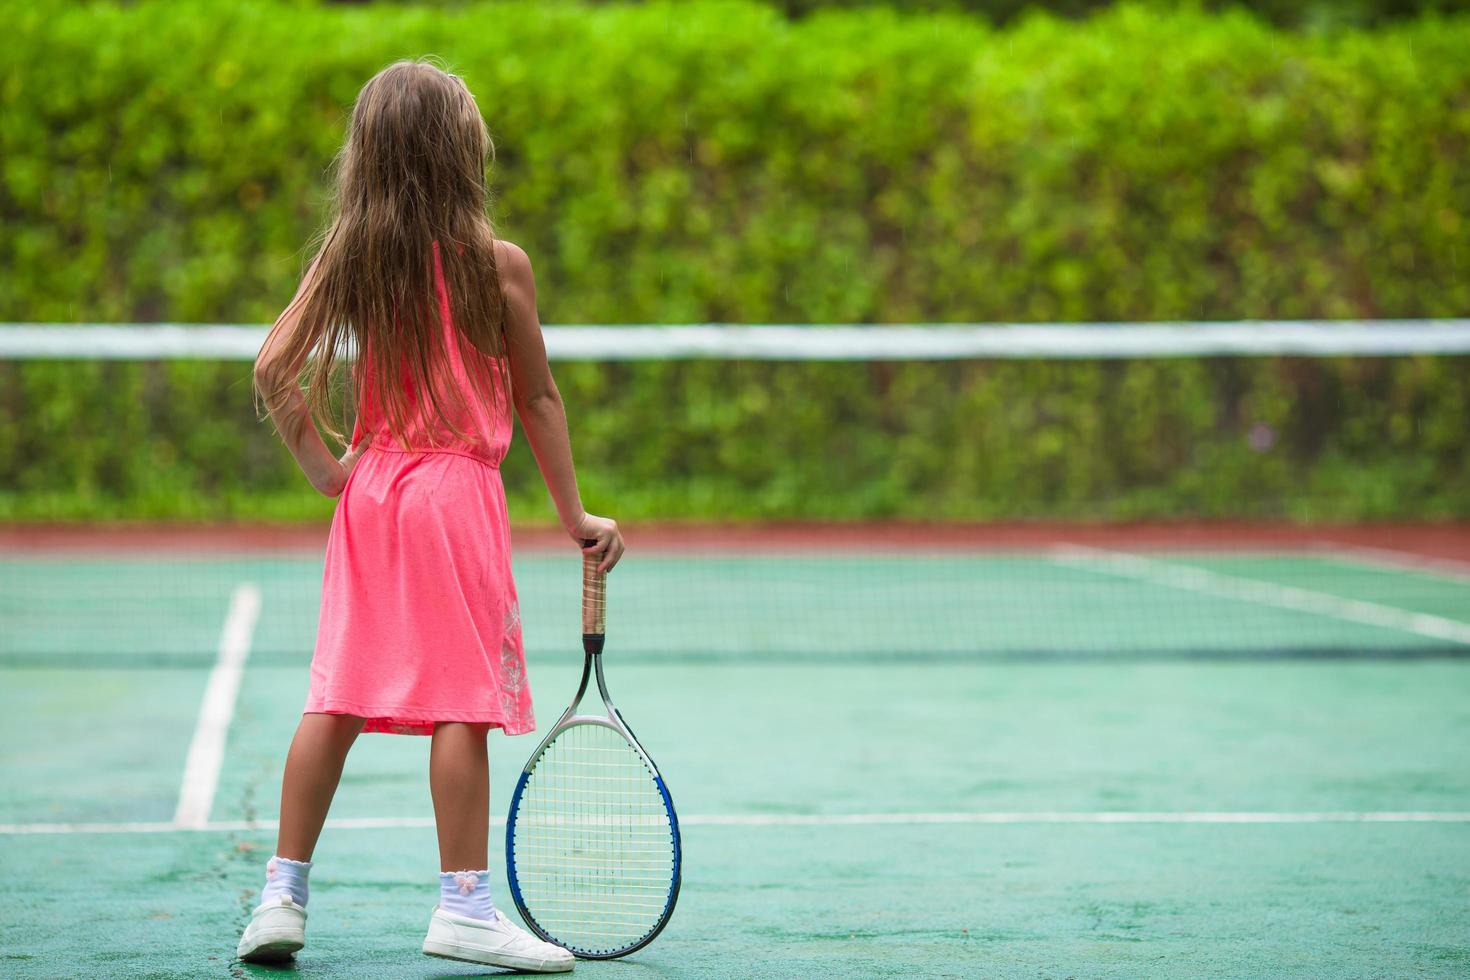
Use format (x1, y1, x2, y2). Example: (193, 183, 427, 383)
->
(505, 546, 682, 960)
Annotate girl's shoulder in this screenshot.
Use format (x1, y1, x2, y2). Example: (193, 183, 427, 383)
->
(440, 236, 529, 270)
(493, 238, 532, 277)
(492, 238, 536, 303)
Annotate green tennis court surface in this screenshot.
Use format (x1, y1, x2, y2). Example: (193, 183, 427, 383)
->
(3, 534, 1469, 977)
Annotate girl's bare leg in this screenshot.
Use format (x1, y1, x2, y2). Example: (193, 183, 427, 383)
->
(429, 721, 493, 871)
(275, 712, 365, 861)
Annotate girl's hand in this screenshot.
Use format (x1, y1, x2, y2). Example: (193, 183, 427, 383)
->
(572, 512, 624, 572)
(313, 433, 373, 497)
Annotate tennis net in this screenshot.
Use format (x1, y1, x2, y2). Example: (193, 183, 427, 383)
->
(2, 321, 1468, 666)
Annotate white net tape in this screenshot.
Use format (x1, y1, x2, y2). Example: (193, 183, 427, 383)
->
(3, 321, 1469, 361)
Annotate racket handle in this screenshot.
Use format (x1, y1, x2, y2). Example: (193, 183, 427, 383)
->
(582, 538, 606, 637)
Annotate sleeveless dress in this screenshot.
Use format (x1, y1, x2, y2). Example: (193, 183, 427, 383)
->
(303, 242, 535, 736)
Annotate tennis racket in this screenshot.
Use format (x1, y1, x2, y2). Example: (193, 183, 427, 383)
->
(505, 541, 681, 959)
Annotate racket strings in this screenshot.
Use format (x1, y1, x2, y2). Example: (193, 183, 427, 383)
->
(511, 722, 676, 955)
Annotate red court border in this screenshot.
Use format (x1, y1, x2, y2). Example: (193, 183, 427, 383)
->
(2, 522, 1468, 563)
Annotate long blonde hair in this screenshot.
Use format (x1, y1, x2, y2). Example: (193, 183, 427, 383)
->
(259, 59, 507, 447)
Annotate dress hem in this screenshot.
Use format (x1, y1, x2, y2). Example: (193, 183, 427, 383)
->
(304, 697, 535, 737)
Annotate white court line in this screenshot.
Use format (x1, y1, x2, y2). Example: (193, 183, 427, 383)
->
(4, 811, 1470, 835)
(1054, 544, 1470, 647)
(171, 583, 262, 829)
(687, 811, 1470, 826)
(1318, 543, 1470, 584)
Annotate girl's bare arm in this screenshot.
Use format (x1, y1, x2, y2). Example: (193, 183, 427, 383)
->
(254, 260, 371, 497)
(499, 241, 624, 571)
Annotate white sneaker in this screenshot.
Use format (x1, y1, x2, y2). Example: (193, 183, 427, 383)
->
(236, 893, 307, 963)
(422, 905, 575, 972)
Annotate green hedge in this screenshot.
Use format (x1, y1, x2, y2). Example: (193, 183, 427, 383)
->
(379, 1, 1470, 32)
(2, 1, 1468, 522)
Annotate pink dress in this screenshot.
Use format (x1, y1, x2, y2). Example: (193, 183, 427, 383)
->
(303, 243, 535, 736)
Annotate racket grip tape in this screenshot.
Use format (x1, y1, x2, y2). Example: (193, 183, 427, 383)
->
(582, 538, 606, 636)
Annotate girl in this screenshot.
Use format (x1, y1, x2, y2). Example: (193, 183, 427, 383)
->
(239, 60, 622, 973)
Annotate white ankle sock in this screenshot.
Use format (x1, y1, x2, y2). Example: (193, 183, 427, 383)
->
(260, 855, 312, 907)
(439, 869, 498, 920)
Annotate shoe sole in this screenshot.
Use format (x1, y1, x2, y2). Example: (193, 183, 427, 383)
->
(238, 930, 305, 963)
(422, 938, 573, 973)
